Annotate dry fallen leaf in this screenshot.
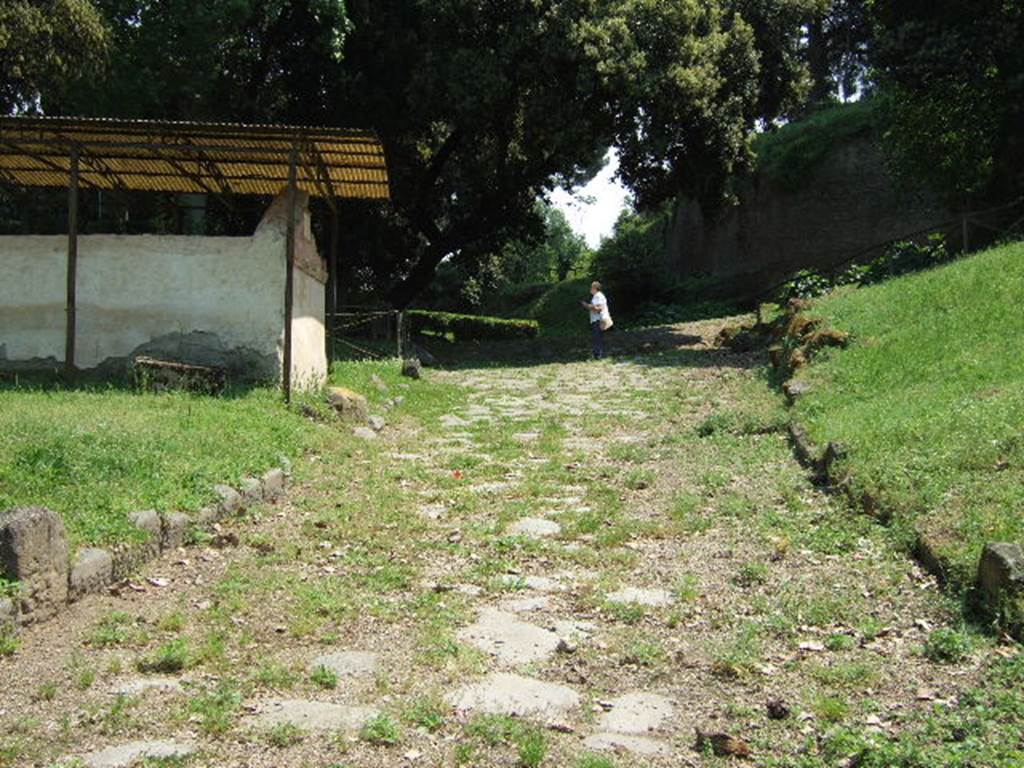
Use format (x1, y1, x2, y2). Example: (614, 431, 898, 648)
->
(696, 729, 753, 758)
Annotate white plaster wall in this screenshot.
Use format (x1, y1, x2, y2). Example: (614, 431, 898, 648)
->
(0, 191, 329, 390)
(290, 265, 327, 389)
(0, 232, 283, 371)
(0, 236, 65, 363)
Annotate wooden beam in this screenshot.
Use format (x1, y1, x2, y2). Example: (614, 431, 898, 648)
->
(65, 147, 79, 375)
(283, 145, 298, 402)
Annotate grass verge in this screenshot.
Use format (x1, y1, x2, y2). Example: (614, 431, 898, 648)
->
(791, 240, 1024, 593)
(0, 382, 322, 546)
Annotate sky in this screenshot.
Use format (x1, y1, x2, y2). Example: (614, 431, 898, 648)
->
(550, 149, 631, 248)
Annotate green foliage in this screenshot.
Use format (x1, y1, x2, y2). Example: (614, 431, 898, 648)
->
(871, 1, 1024, 201)
(0, 0, 109, 113)
(309, 664, 337, 690)
(137, 638, 189, 673)
(408, 311, 539, 342)
(360, 713, 401, 746)
(88, 611, 140, 648)
(605, 0, 765, 209)
(52, 0, 349, 122)
(0, 629, 18, 657)
(184, 680, 242, 735)
(265, 722, 304, 748)
(924, 628, 972, 664)
(795, 240, 1024, 596)
(516, 728, 547, 767)
(591, 206, 672, 309)
(420, 201, 591, 314)
(754, 101, 878, 191)
(816, 653, 1024, 766)
(402, 696, 446, 732)
(628, 300, 738, 328)
(778, 234, 952, 301)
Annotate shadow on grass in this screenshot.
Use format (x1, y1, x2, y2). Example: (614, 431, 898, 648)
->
(0, 368, 271, 401)
(407, 324, 764, 373)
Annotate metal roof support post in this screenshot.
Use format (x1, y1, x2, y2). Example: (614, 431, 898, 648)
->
(65, 146, 79, 376)
(328, 202, 339, 364)
(283, 145, 298, 402)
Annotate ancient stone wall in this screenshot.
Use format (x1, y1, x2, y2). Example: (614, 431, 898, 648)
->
(667, 136, 957, 297)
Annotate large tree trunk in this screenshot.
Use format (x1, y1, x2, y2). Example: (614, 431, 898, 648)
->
(387, 242, 450, 308)
(807, 15, 832, 106)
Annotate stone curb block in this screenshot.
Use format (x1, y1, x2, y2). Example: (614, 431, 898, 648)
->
(0, 596, 17, 631)
(161, 512, 190, 550)
(978, 542, 1024, 603)
(0, 507, 69, 624)
(261, 468, 286, 501)
(240, 477, 264, 506)
(70, 548, 114, 602)
(787, 423, 823, 475)
(111, 510, 162, 582)
(214, 484, 242, 517)
(0, 463, 290, 633)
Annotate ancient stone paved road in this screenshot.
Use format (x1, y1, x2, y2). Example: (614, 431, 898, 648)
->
(1, 321, 969, 767)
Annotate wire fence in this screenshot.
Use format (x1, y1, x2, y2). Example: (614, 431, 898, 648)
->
(327, 306, 410, 362)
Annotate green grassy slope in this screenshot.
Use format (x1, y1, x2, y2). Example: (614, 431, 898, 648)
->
(754, 99, 877, 191)
(793, 241, 1024, 589)
(519, 277, 592, 337)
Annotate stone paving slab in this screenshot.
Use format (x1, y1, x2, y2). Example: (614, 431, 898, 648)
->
(598, 692, 675, 733)
(507, 518, 562, 538)
(110, 677, 184, 696)
(502, 596, 551, 613)
(310, 651, 380, 677)
(457, 608, 561, 665)
(500, 574, 564, 592)
(253, 699, 378, 732)
(606, 586, 673, 607)
(80, 740, 195, 768)
(419, 504, 446, 521)
(447, 673, 580, 718)
(583, 732, 672, 756)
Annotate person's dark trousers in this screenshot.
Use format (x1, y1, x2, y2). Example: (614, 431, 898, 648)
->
(590, 321, 605, 359)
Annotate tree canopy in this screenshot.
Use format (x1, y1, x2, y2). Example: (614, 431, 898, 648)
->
(0, 0, 109, 114)
(17, 0, 1017, 305)
(870, 0, 1024, 202)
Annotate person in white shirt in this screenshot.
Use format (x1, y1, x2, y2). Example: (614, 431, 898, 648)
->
(581, 281, 611, 359)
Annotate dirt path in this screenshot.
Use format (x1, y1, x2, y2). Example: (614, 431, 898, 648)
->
(1, 320, 986, 767)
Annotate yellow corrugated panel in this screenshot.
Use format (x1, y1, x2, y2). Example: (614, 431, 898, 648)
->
(0, 116, 390, 200)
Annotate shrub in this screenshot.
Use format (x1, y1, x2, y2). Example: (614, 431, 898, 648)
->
(591, 207, 673, 310)
(360, 713, 401, 745)
(924, 628, 972, 664)
(777, 234, 952, 303)
(137, 637, 189, 673)
(408, 310, 539, 341)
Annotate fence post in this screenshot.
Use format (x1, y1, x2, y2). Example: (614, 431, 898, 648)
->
(396, 311, 404, 360)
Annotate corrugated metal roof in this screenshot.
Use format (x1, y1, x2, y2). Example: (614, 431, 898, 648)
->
(0, 116, 390, 199)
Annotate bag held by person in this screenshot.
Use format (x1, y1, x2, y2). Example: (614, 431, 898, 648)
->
(600, 314, 613, 331)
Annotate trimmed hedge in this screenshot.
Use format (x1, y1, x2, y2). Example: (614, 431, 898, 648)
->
(408, 310, 539, 341)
